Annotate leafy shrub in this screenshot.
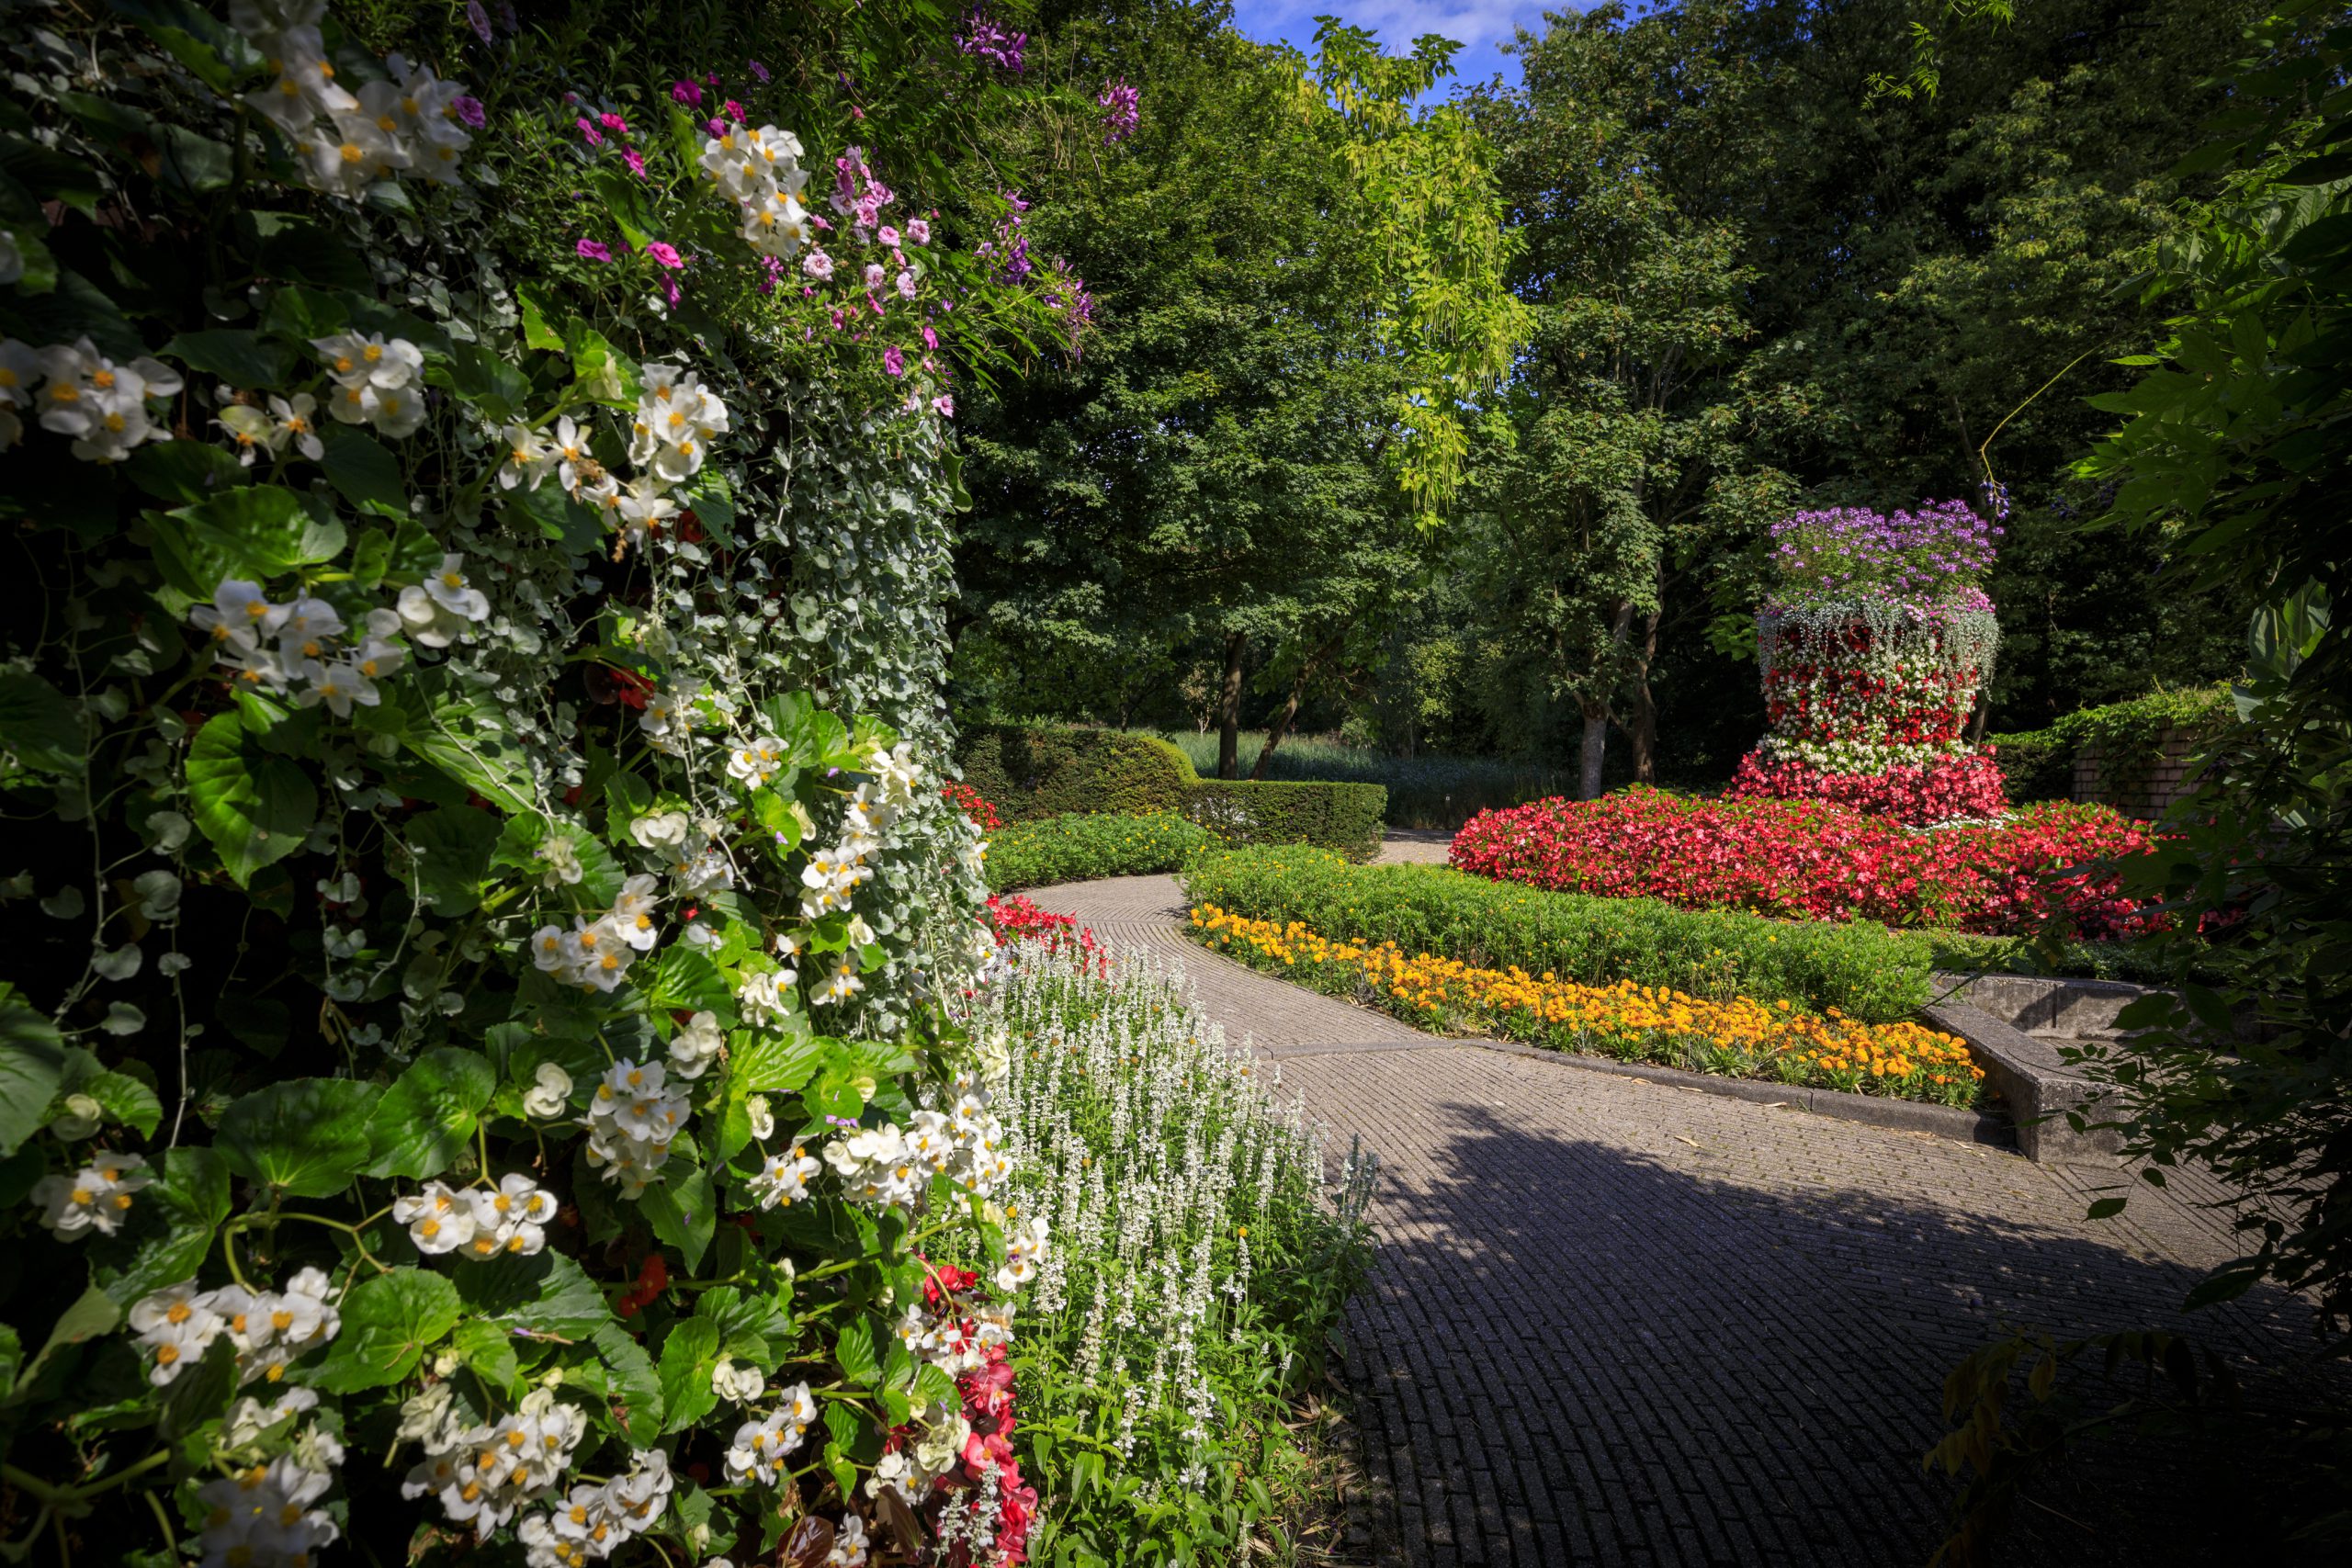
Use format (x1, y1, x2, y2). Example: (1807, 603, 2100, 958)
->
(1986, 683, 2234, 807)
(984, 813, 1216, 892)
(1192, 906, 1989, 1107)
(0, 4, 1104, 1565)
(1452, 789, 2162, 939)
(956, 727, 1198, 820)
(982, 938, 1376, 1561)
(1182, 846, 1933, 1022)
(1985, 729, 2077, 806)
(1157, 730, 1562, 829)
(1184, 779, 1386, 860)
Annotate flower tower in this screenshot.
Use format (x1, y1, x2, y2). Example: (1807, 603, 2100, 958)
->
(1727, 499, 2007, 824)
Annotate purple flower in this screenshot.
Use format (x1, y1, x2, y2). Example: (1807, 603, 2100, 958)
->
(497, 2, 518, 33)
(706, 118, 727, 138)
(662, 276, 682, 308)
(749, 59, 772, 84)
(575, 117, 604, 147)
(671, 80, 703, 107)
(905, 219, 931, 245)
(644, 242, 684, 270)
(884, 345, 905, 378)
(1097, 78, 1140, 143)
(466, 1, 494, 45)
(454, 96, 487, 130)
(576, 239, 612, 262)
(956, 10, 1026, 73)
(759, 255, 785, 295)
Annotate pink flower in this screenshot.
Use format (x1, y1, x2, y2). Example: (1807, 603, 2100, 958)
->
(883, 345, 905, 378)
(576, 238, 612, 262)
(877, 224, 900, 247)
(724, 99, 745, 123)
(454, 96, 487, 130)
(670, 79, 702, 106)
(705, 117, 727, 138)
(905, 219, 930, 245)
(932, 394, 955, 417)
(896, 270, 916, 299)
(623, 148, 646, 178)
(662, 276, 681, 307)
(599, 112, 629, 136)
(644, 242, 684, 269)
(864, 263, 886, 290)
(921, 324, 939, 351)
(575, 117, 604, 147)
(803, 250, 834, 280)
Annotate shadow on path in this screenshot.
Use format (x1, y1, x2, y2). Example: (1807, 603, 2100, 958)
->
(1339, 1100, 2317, 1568)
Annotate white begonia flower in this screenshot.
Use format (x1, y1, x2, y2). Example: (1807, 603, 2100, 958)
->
(629, 364, 729, 485)
(638, 680, 701, 753)
(424, 553, 492, 620)
(499, 422, 557, 490)
(392, 1379, 458, 1451)
(549, 414, 592, 493)
(311, 331, 424, 391)
(828, 1512, 871, 1568)
(615, 478, 677, 547)
(723, 735, 786, 787)
(811, 956, 865, 1007)
(367, 380, 428, 439)
(295, 656, 379, 717)
(189, 579, 286, 653)
(223, 1385, 321, 1449)
(50, 1090, 105, 1138)
(667, 1010, 726, 1079)
(740, 191, 812, 257)
(197, 1467, 340, 1568)
(722, 1383, 817, 1486)
(745, 1143, 820, 1210)
(673, 848, 735, 896)
(307, 108, 411, 194)
(216, 402, 282, 465)
(744, 1095, 775, 1143)
(529, 923, 571, 974)
(393, 1180, 479, 1256)
(522, 1061, 574, 1119)
(610, 873, 662, 951)
(465, 1172, 556, 1258)
(34, 338, 182, 462)
(711, 1358, 765, 1404)
(0, 337, 40, 449)
(536, 834, 584, 889)
(130, 1281, 223, 1386)
(222, 643, 293, 694)
(566, 917, 639, 994)
(271, 391, 326, 457)
(352, 633, 406, 682)
(630, 809, 692, 850)
(846, 914, 876, 948)
(394, 585, 468, 648)
(735, 969, 791, 1027)
(31, 1151, 153, 1238)
(580, 1058, 690, 1197)
(995, 1214, 1052, 1292)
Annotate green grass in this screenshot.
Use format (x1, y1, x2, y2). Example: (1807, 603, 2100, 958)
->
(1155, 730, 1562, 829)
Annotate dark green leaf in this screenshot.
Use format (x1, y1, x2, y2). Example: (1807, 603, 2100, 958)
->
(0, 985, 68, 1156)
(83, 1068, 161, 1138)
(579, 1323, 662, 1443)
(186, 708, 317, 885)
(639, 1165, 716, 1274)
(127, 438, 248, 504)
(16, 1285, 119, 1395)
(451, 1318, 525, 1397)
(365, 1047, 495, 1179)
(320, 424, 409, 519)
(400, 805, 503, 916)
(656, 1317, 721, 1434)
(96, 1146, 229, 1307)
(216, 1077, 379, 1199)
(312, 1268, 461, 1392)
(164, 329, 297, 390)
(834, 1315, 882, 1387)
(451, 1250, 609, 1338)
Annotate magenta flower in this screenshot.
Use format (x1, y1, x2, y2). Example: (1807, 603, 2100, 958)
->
(599, 112, 629, 136)
(884, 345, 905, 378)
(670, 80, 702, 107)
(932, 394, 955, 417)
(576, 239, 612, 262)
(748, 59, 772, 84)
(662, 276, 682, 308)
(454, 96, 487, 130)
(724, 99, 745, 123)
(623, 148, 647, 178)
(758, 255, 785, 295)
(905, 219, 930, 245)
(921, 323, 939, 351)
(644, 242, 684, 270)
(575, 117, 604, 147)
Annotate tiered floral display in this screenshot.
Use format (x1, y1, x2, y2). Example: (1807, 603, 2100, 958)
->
(1727, 499, 2008, 824)
(0, 5, 1108, 1567)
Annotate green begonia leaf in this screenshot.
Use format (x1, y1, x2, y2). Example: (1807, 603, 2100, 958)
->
(186, 708, 317, 886)
(451, 1318, 526, 1398)
(450, 1250, 609, 1338)
(0, 671, 83, 776)
(311, 1268, 462, 1392)
(365, 1047, 496, 1179)
(639, 1164, 716, 1274)
(320, 423, 409, 519)
(216, 1077, 379, 1199)
(656, 1317, 721, 1435)
(95, 1146, 229, 1308)
(574, 1323, 662, 1444)
(0, 987, 67, 1156)
(163, 328, 297, 390)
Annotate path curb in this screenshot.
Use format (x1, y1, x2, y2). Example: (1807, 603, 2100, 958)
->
(1266, 1033, 2016, 1150)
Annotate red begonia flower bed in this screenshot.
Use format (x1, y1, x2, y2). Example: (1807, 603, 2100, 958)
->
(1449, 788, 2159, 938)
(1725, 750, 2008, 825)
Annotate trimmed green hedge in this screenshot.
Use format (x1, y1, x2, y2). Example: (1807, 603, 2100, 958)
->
(1186, 780, 1387, 862)
(1988, 683, 2233, 804)
(957, 725, 1386, 858)
(1182, 846, 1931, 1023)
(958, 726, 1198, 819)
(985, 812, 1216, 893)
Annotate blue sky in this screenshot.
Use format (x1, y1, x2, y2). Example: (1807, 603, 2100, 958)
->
(1226, 1, 1557, 96)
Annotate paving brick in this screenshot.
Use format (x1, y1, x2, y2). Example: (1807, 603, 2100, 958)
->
(1023, 870, 2325, 1567)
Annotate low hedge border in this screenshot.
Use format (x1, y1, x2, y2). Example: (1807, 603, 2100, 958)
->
(957, 726, 1386, 858)
(1181, 845, 1932, 1024)
(1988, 683, 2232, 804)
(983, 811, 1216, 893)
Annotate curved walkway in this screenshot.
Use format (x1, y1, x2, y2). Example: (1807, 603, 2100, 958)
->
(1027, 850, 2319, 1568)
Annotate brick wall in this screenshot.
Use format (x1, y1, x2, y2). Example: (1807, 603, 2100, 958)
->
(2074, 728, 2200, 819)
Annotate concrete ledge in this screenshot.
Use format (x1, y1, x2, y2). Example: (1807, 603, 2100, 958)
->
(1918, 998, 2120, 1163)
(1264, 1034, 2015, 1150)
(1930, 970, 2150, 1038)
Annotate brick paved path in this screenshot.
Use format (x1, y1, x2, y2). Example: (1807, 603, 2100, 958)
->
(1026, 863, 2320, 1568)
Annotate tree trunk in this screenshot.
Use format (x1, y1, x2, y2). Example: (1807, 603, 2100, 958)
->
(1577, 701, 1610, 800)
(1216, 632, 1246, 780)
(1627, 607, 1661, 784)
(1250, 635, 1340, 781)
